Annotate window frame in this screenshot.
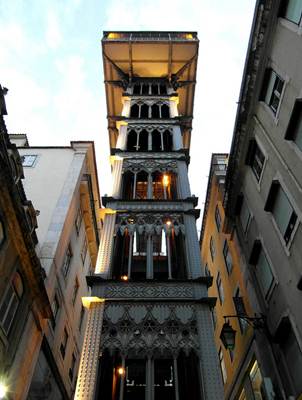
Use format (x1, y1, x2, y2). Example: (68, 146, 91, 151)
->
(260, 68, 285, 118)
(223, 240, 233, 275)
(75, 207, 83, 235)
(51, 293, 60, 328)
(81, 236, 88, 265)
(215, 205, 222, 232)
(279, 0, 302, 25)
(249, 240, 276, 301)
(62, 244, 73, 278)
(216, 272, 224, 305)
(21, 154, 38, 167)
(0, 272, 24, 336)
(209, 236, 216, 262)
(239, 196, 252, 235)
(246, 139, 266, 183)
(69, 352, 77, 382)
(233, 288, 248, 334)
(264, 180, 299, 248)
(72, 277, 79, 305)
(60, 327, 69, 359)
(285, 98, 302, 154)
(219, 348, 227, 384)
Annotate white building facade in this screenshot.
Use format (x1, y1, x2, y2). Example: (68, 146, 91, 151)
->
(10, 136, 102, 399)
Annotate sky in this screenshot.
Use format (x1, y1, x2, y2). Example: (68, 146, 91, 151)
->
(0, 0, 256, 235)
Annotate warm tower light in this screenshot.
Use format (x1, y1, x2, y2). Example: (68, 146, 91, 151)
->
(121, 275, 128, 281)
(162, 174, 169, 187)
(0, 382, 8, 399)
(117, 367, 125, 376)
(166, 220, 171, 226)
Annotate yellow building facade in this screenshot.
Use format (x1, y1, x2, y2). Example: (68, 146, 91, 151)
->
(200, 154, 268, 400)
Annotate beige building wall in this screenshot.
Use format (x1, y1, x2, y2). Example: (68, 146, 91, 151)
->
(11, 138, 102, 398)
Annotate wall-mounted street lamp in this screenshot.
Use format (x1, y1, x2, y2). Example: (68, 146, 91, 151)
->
(220, 314, 266, 351)
(0, 381, 8, 399)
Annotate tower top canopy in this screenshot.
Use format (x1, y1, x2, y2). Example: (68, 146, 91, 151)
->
(102, 31, 199, 135)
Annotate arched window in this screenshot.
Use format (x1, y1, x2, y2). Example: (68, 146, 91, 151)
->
(112, 231, 130, 279)
(153, 231, 168, 279)
(136, 171, 148, 199)
(130, 104, 139, 118)
(152, 172, 165, 200)
(161, 104, 170, 118)
(151, 104, 160, 119)
(151, 83, 159, 95)
(121, 171, 135, 199)
(170, 231, 186, 279)
(138, 129, 148, 151)
(133, 83, 141, 95)
(142, 83, 149, 95)
(127, 130, 138, 151)
(159, 84, 167, 95)
(163, 130, 173, 151)
(140, 104, 149, 119)
(0, 271, 24, 335)
(152, 130, 161, 151)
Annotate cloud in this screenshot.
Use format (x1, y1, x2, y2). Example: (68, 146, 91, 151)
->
(45, 10, 62, 49)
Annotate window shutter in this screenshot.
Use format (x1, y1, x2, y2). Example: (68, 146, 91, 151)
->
(234, 194, 243, 215)
(233, 296, 246, 316)
(249, 240, 262, 265)
(245, 139, 256, 165)
(285, 99, 302, 140)
(259, 68, 272, 101)
(278, 0, 289, 18)
(264, 181, 279, 211)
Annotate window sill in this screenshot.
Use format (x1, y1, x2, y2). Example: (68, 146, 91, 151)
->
(269, 214, 299, 256)
(287, 140, 302, 163)
(265, 280, 278, 304)
(260, 102, 280, 125)
(279, 17, 302, 36)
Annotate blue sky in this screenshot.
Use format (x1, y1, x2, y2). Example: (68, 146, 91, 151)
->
(0, 0, 256, 232)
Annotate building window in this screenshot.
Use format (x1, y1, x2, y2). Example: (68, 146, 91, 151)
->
(246, 139, 265, 182)
(75, 207, 82, 235)
(79, 305, 85, 331)
(260, 68, 284, 115)
(216, 272, 224, 304)
(285, 98, 302, 152)
(211, 308, 217, 330)
(265, 181, 298, 245)
(81, 237, 88, 264)
(210, 236, 216, 261)
(0, 272, 24, 335)
(223, 240, 233, 274)
(60, 328, 69, 359)
(239, 197, 251, 235)
(219, 348, 227, 384)
(276, 317, 302, 396)
(0, 217, 5, 248)
(215, 205, 222, 232)
(72, 278, 79, 305)
(280, 0, 302, 24)
(233, 289, 248, 334)
(69, 352, 77, 382)
(238, 360, 263, 400)
(51, 293, 60, 328)
(62, 244, 72, 278)
(21, 154, 37, 167)
(250, 241, 275, 300)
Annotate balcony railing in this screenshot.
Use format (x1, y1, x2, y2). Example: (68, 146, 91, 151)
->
(103, 31, 198, 42)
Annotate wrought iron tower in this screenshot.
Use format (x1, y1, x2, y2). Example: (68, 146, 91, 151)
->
(75, 31, 223, 400)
